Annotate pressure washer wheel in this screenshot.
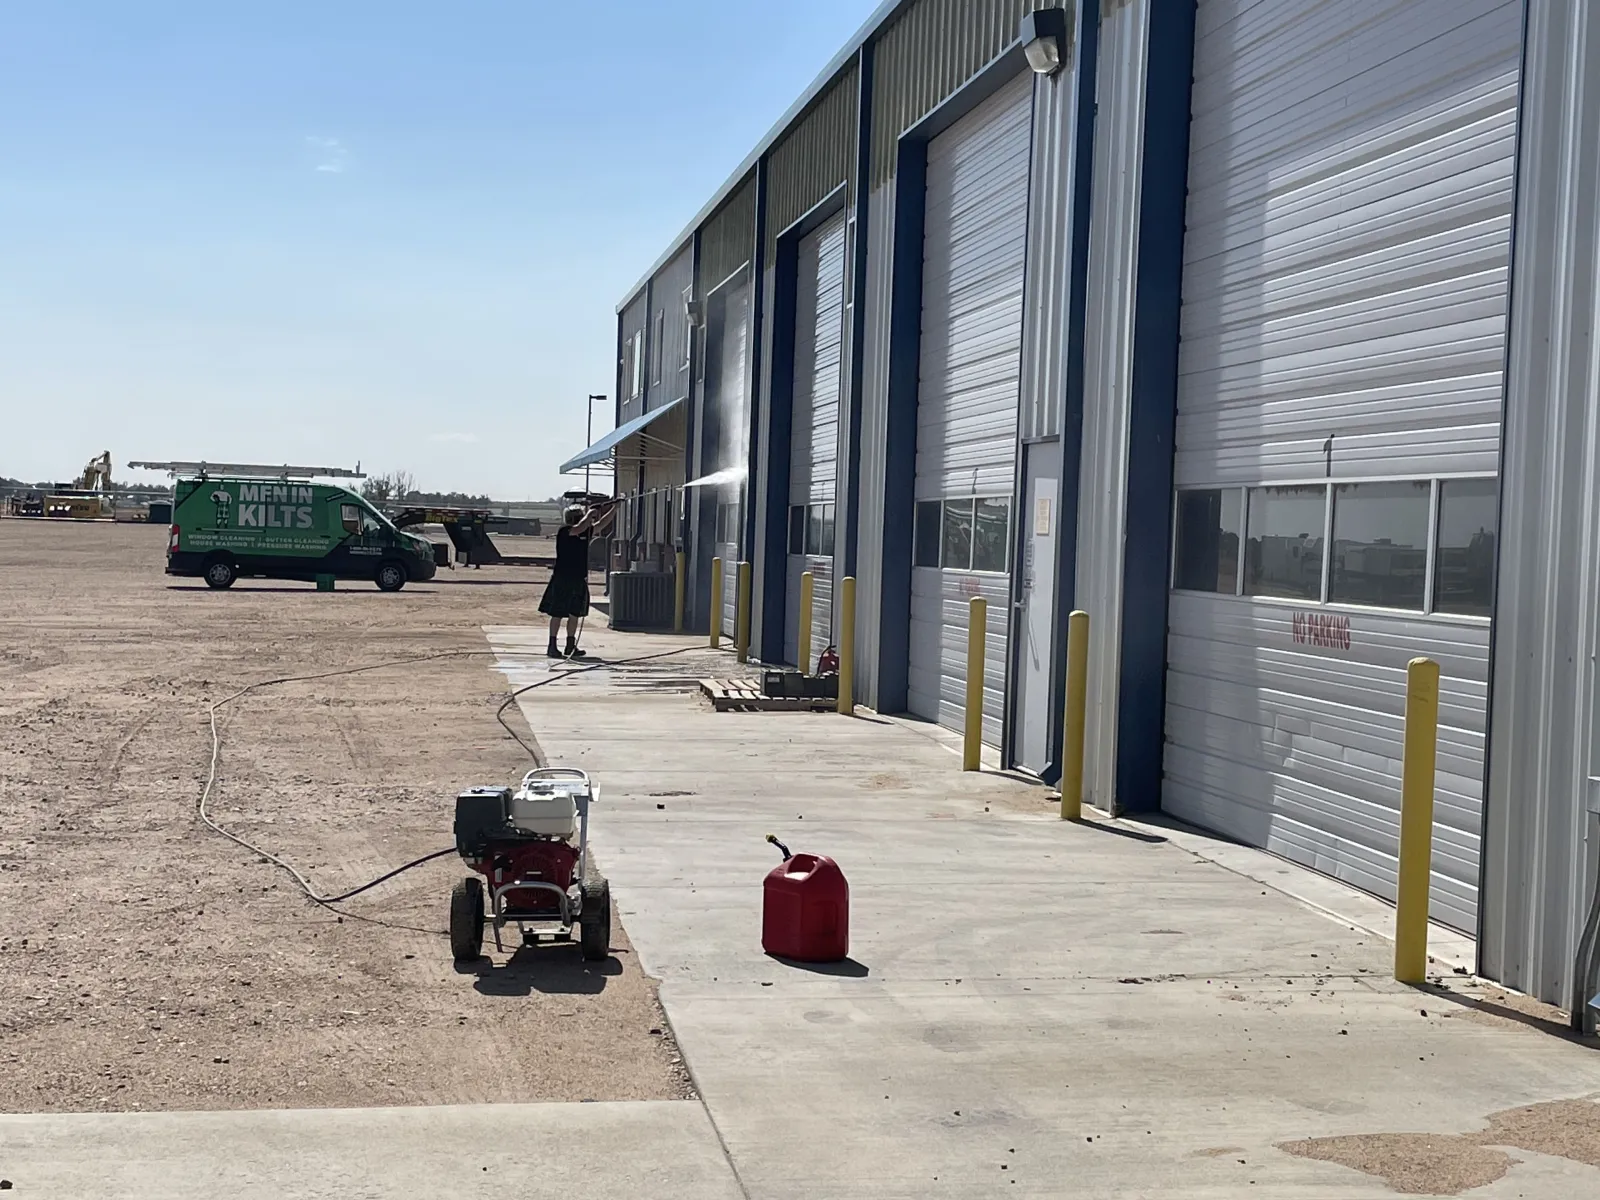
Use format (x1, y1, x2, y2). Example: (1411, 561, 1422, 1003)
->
(450, 876, 485, 962)
(579, 875, 611, 962)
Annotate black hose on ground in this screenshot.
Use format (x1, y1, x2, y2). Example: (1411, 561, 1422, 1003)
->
(200, 642, 715, 918)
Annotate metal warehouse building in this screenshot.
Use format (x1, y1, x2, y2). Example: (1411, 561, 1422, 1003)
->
(562, 0, 1600, 1016)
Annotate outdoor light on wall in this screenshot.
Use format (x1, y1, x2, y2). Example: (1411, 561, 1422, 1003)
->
(1020, 7, 1070, 76)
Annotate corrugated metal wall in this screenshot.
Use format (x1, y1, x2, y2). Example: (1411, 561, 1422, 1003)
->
(855, 180, 897, 707)
(701, 175, 758, 293)
(619, 293, 649, 424)
(870, 0, 1052, 185)
(1481, 0, 1600, 1009)
(1074, 0, 1151, 812)
(1017, 48, 1078, 442)
(767, 68, 858, 249)
(649, 244, 695, 414)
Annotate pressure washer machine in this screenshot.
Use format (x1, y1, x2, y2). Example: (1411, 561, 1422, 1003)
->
(449, 768, 611, 963)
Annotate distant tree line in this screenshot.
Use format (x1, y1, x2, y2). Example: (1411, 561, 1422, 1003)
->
(359, 469, 493, 509)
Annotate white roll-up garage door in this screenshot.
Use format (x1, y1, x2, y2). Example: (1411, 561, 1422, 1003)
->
(1163, 0, 1522, 934)
(907, 73, 1032, 744)
(714, 280, 749, 639)
(785, 211, 848, 670)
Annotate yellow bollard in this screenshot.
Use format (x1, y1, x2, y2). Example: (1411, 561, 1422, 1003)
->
(836, 576, 855, 715)
(673, 550, 686, 634)
(1394, 656, 1441, 984)
(709, 557, 723, 648)
(735, 561, 752, 664)
(798, 571, 815, 671)
(963, 596, 987, 771)
(1060, 610, 1089, 820)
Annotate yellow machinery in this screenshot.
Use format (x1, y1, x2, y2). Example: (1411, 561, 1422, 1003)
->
(43, 451, 115, 519)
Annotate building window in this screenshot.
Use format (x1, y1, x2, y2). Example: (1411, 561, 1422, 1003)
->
(716, 500, 741, 546)
(787, 503, 837, 556)
(788, 505, 806, 555)
(681, 286, 694, 371)
(1329, 481, 1431, 610)
(942, 499, 974, 571)
(1245, 485, 1325, 601)
(914, 501, 941, 568)
(1435, 478, 1498, 616)
(1173, 488, 1243, 593)
(972, 497, 1011, 573)
(623, 331, 645, 399)
(913, 497, 1011, 573)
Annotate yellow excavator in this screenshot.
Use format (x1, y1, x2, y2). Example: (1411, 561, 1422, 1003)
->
(43, 451, 115, 519)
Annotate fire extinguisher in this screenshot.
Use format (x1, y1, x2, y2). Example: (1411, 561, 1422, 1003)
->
(816, 644, 840, 675)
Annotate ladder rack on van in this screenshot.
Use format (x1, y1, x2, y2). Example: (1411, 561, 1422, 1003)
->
(127, 461, 366, 481)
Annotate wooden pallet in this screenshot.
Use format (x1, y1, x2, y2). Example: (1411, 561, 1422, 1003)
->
(699, 678, 836, 713)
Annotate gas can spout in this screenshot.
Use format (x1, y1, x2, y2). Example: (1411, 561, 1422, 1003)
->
(765, 834, 792, 861)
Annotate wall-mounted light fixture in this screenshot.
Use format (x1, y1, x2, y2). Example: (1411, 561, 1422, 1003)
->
(1020, 7, 1071, 76)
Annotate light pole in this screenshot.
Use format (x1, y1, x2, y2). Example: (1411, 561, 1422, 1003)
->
(586, 393, 606, 497)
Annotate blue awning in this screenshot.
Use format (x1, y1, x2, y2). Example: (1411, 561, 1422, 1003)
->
(559, 396, 686, 474)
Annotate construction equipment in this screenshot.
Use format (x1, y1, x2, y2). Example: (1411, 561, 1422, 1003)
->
(449, 768, 611, 962)
(41, 451, 115, 519)
(391, 506, 551, 568)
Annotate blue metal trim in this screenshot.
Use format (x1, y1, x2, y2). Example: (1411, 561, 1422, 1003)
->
(876, 136, 927, 715)
(744, 157, 769, 599)
(1043, 0, 1101, 785)
(1115, 0, 1197, 816)
(762, 233, 800, 664)
(558, 396, 687, 474)
(843, 42, 874, 583)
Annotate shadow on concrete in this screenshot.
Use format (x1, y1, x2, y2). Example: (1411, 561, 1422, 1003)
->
(458, 942, 622, 996)
(768, 955, 871, 978)
(1412, 980, 1600, 1048)
(1071, 819, 1169, 845)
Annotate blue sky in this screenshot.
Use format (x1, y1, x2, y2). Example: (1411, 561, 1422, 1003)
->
(0, 1, 878, 498)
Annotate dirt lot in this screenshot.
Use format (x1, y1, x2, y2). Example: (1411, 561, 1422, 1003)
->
(0, 519, 690, 1112)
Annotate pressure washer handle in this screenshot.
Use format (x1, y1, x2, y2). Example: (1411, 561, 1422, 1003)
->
(766, 834, 792, 861)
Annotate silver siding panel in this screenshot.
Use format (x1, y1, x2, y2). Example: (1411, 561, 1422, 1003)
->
(1481, 0, 1600, 1007)
(1177, 0, 1522, 486)
(1075, 0, 1152, 812)
(908, 73, 1033, 746)
(1164, 0, 1522, 934)
(1017, 58, 1076, 442)
(854, 181, 897, 708)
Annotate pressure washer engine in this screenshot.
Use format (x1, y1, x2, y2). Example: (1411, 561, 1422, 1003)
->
(449, 768, 611, 963)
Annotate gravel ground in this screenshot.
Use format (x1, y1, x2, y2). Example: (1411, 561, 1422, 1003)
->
(0, 518, 691, 1112)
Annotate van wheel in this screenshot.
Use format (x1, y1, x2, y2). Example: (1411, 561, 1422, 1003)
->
(376, 562, 408, 592)
(203, 556, 237, 590)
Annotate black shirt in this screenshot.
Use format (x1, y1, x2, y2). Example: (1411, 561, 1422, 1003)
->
(553, 526, 590, 577)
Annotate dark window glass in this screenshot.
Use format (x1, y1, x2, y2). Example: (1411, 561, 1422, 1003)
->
(1435, 478, 1498, 616)
(788, 505, 805, 555)
(805, 505, 822, 555)
(942, 499, 974, 570)
(972, 497, 1010, 573)
(1329, 481, 1430, 609)
(1245, 485, 1326, 600)
(717, 501, 741, 546)
(1173, 489, 1242, 593)
(914, 501, 941, 568)
(820, 504, 836, 557)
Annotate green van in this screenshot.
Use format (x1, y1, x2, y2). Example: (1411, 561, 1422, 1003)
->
(166, 474, 438, 591)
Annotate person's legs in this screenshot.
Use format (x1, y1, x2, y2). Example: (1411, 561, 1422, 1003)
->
(564, 615, 586, 658)
(547, 615, 562, 657)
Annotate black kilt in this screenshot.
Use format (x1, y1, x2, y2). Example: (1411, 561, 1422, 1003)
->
(539, 571, 591, 619)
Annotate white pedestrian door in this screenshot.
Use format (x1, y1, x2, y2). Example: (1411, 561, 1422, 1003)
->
(784, 211, 847, 669)
(1012, 448, 1058, 774)
(907, 73, 1033, 746)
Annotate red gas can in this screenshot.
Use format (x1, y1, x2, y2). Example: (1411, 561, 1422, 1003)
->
(762, 852, 849, 962)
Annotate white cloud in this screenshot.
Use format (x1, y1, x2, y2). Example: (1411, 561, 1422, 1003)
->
(304, 136, 348, 174)
(430, 432, 479, 444)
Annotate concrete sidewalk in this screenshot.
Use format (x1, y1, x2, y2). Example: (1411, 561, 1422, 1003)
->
(490, 624, 1600, 1199)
